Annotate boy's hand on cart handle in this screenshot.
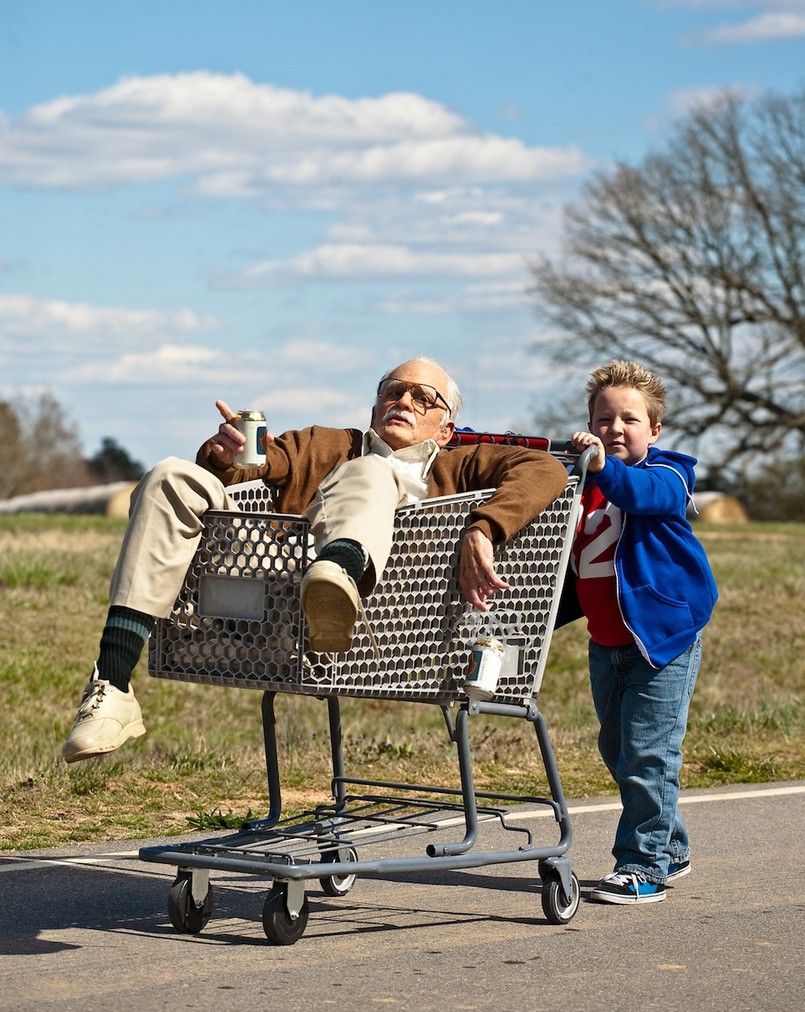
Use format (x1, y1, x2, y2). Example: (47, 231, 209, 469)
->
(459, 528, 510, 612)
(212, 400, 275, 466)
(569, 432, 604, 473)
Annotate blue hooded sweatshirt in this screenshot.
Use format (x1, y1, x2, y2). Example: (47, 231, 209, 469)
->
(558, 446, 718, 668)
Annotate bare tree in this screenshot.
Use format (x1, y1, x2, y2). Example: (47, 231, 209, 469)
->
(529, 85, 805, 475)
(0, 392, 93, 499)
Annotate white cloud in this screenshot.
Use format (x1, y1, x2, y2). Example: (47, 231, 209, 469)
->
(253, 385, 358, 418)
(449, 211, 505, 226)
(272, 339, 357, 370)
(0, 72, 591, 192)
(197, 138, 589, 194)
(63, 343, 217, 382)
(701, 10, 805, 41)
(378, 281, 530, 316)
(229, 243, 526, 287)
(665, 0, 805, 44)
(664, 84, 754, 116)
(243, 136, 589, 187)
(19, 72, 461, 143)
(0, 293, 218, 343)
(322, 185, 566, 254)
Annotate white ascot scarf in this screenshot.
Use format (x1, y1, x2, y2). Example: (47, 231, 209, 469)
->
(363, 429, 440, 505)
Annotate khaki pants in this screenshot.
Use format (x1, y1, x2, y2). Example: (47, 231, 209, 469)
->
(110, 455, 408, 617)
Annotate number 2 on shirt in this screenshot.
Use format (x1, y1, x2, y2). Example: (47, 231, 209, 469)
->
(575, 500, 622, 579)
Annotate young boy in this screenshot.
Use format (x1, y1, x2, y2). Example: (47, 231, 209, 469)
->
(566, 360, 718, 904)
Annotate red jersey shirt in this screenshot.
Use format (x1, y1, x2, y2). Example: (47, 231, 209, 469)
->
(571, 483, 633, 647)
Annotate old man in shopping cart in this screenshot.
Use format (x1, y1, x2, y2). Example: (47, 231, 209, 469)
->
(62, 356, 568, 763)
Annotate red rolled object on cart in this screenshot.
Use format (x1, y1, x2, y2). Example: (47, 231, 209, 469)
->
(447, 429, 556, 452)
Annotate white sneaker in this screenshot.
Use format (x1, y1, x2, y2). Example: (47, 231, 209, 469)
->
(62, 667, 146, 763)
(300, 560, 360, 653)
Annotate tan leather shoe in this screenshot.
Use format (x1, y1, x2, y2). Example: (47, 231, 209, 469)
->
(62, 667, 146, 763)
(300, 560, 360, 653)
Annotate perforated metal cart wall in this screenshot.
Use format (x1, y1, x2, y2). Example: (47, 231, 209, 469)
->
(140, 441, 594, 942)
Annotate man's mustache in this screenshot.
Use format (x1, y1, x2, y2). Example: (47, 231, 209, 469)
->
(382, 408, 416, 426)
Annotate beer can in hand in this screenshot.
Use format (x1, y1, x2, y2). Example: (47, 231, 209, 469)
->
(232, 409, 267, 468)
(464, 637, 505, 700)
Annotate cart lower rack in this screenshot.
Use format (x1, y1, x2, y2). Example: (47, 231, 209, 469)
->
(140, 442, 592, 943)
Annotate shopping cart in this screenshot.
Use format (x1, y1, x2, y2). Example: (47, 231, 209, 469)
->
(139, 437, 595, 943)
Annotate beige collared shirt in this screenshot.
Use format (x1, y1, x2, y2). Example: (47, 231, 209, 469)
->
(363, 429, 440, 505)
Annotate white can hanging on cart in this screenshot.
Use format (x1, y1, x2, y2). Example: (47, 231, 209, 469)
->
(464, 636, 505, 700)
(233, 410, 267, 468)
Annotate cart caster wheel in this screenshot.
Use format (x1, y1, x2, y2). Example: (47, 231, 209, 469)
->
(541, 871, 580, 925)
(262, 883, 310, 945)
(167, 874, 214, 934)
(319, 846, 358, 897)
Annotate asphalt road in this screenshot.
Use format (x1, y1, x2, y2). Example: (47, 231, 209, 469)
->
(2, 781, 803, 1012)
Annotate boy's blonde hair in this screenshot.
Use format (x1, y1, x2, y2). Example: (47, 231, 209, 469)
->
(586, 360, 667, 428)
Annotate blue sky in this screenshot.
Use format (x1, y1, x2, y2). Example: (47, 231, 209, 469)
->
(2, 0, 804, 469)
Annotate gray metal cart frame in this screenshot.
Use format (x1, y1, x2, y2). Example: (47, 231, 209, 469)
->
(140, 440, 595, 943)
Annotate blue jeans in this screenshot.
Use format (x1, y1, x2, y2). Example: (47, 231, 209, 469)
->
(589, 635, 702, 884)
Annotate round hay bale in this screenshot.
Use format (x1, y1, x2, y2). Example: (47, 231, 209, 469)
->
(105, 482, 137, 518)
(689, 492, 749, 524)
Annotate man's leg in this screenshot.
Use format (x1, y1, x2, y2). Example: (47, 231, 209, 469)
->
(302, 455, 406, 652)
(62, 458, 236, 762)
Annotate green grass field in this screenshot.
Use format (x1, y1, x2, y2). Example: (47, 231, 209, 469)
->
(1, 514, 802, 851)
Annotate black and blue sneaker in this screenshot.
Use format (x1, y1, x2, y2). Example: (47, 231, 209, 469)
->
(590, 871, 667, 904)
(667, 859, 691, 882)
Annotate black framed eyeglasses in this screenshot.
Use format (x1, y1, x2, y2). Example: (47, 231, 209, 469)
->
(376, 377, 451, 415)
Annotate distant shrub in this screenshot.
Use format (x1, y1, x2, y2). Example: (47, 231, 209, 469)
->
(742, 454, 805, 521)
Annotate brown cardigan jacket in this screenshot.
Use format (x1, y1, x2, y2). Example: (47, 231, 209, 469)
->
(196, 425, 568, 546)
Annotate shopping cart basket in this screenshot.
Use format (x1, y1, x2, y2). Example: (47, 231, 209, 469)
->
(140, 437, 595, 943)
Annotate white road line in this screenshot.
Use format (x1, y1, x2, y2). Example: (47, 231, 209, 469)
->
(679, 785, 805, 804)
(501, 783, 805, 823)
(0, 850, 142, 875)
(2, 783, 802, 875)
